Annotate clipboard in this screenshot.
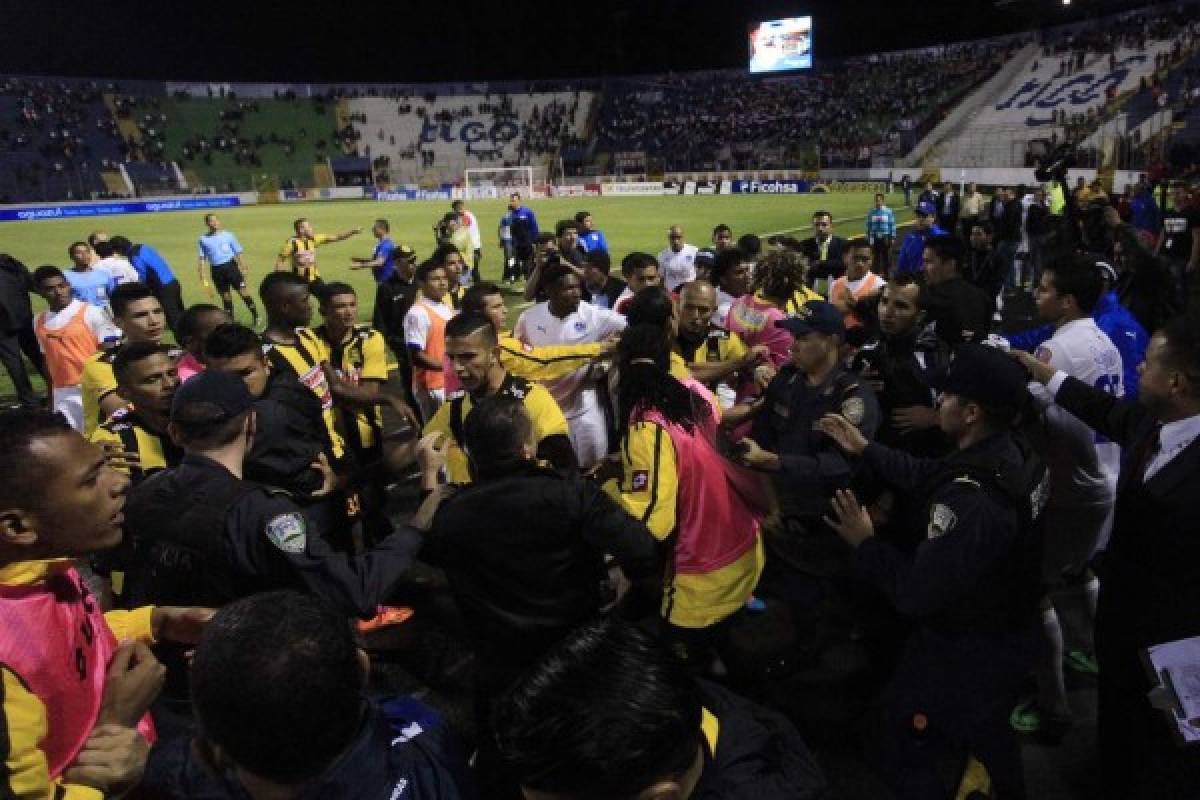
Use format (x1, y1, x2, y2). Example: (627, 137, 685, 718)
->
(1141, 635, 1200, 747)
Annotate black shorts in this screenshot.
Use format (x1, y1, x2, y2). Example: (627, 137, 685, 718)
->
(211, 261, 246, 293)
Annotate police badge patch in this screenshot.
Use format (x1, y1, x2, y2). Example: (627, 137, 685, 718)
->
(927, 504, 957, 539)
(841, 396, 866, 426)
(265, 513, 307, 554)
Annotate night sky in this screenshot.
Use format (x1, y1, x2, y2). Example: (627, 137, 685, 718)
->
(4, 0, 1162, 84)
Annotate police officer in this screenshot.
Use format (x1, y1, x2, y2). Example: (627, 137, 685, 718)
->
(122, 370, 422, 703)
(819, 343, 1046, 800)
(851, 276, 950, 459)
(737, 301, 881, 526)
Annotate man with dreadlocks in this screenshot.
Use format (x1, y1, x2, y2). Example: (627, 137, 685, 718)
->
(602, 322, 768, 668)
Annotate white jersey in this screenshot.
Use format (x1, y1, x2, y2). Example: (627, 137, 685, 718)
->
(713, 289, 737, 328)
(514, 300, 626, 417)
(1029, 317, 1124, 506)
(657, 244, 699, 290)
(94, 256, 140, 285)
(459, 209, 482, 250)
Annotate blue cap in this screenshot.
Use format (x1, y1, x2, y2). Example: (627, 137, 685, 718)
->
(931, 343, 1028, 411)
(775, 300, 846, 337)
(915, 200, 937, 216)
(171, 369, 256, 425)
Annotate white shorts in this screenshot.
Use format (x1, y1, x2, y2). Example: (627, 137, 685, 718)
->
(415, 388, 445, 425)
(566, 407, 609, 470)
(52, 386, 84, 432)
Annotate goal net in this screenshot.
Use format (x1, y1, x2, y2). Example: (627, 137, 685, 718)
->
(463, 166, 545, 199)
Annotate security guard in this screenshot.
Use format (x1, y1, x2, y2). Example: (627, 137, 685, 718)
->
(675, 281, 766, 397)
(122, 370, 422, 704)
(204, 323, 351, 548)
(737, 301, 881, 525)
(424, 312, 575, 484)
(820, 343, 1046, 800)
(89, 341, 184, 484)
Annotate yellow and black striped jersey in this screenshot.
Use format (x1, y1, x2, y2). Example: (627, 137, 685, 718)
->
(676, 327, 748, 366)
(279, 234, 333, 283)
(89, 406, 182, 484)
(497, 333, 605, 383)
(317, 324, 389, 456)
(80, 348, 118, 437)
(263, 327, 347, 461)
(424, 373, 569, 484)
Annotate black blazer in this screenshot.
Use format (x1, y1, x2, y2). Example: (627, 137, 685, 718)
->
(800, 235, 848, 283)
(1055, 376, 1200, 654)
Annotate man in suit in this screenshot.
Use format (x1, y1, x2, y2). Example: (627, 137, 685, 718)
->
(937, 182, 960, 237)
(800, 210, 848, 295)
(1014, 314, 1200, 799)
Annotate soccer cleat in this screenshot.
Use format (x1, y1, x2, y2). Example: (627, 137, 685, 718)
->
(1064, 649, 1100, 675)
(356, 605, 414, 633)
(1009, 700, 1072, 741)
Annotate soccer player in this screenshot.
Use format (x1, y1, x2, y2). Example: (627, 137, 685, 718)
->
(81, 282, 171, 436)
(614, 252, 662, 314)
(257, 273, 347, 468)
(175, 303, 233, 382)
(452, 199, 483, 282)
(275, 217, 362, 288)
(712, 223, 734, 251)
(515, 262, 626, 467)
(0, 408, 211, 800)
(65, 241, 117, 309)
(433, 243, 468, 307)
(197, 213, 258, 325)
(1010, 257, 1123, 739)
(458, 282, 608, 386)
(90, 237, 140, 286)
(349, 218, 397, 283)
(575, 210, 609, 253)
(109, 236, 184, 334)
(90, 342, 183, 484)
(32, 266, 119, 430)
(404, 260, 457, 421)
(658, 224, 699, 290)
(424, 312, 574, 484)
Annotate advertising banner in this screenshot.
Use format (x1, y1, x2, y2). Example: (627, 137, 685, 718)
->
(0, 195, 241, 222)
(601, 181, 667, 196)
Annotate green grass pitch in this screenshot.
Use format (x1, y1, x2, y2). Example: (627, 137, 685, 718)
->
(1, 192, 911, 401)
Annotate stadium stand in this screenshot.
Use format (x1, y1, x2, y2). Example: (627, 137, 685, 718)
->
(0, 2, 1196, 202)
(345, 90, 594, 185)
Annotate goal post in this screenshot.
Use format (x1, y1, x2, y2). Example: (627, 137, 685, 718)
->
(462, 166, 544, 199)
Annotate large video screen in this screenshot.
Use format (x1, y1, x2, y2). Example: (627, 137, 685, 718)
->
(748, 16, 813, 74)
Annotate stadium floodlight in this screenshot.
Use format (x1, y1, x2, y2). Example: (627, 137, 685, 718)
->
(463, 166, 536, 200)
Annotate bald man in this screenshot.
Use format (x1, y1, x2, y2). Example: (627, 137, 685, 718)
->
(676, 281, 767, 404)
(658, 225, 699, 290)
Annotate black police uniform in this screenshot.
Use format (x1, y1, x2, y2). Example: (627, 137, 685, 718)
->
(751, 363, 881, 523)
(854, 432, 1045, 800)
(920, 276, 993, 347)
(123, 452, 421, 707)
(852, 324, 949, 458)
(248, 367, 349, 544)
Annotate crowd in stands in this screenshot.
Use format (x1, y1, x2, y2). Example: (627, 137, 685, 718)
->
(594, 43, 1008, 171)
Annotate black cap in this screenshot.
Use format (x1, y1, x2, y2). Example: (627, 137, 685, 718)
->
(171, 369, 255, 425)
(932, 343, 1028, 411)
(775, 300, 845, 337)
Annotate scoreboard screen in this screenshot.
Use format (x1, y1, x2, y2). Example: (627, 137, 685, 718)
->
(748, 16, 813, 74)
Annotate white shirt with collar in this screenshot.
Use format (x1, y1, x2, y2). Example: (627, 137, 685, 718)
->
(1048, 370, 1200, 482)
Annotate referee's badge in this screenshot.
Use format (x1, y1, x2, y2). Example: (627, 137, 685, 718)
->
(265, 513, 307, 554)
(927, 504, 957, 540)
